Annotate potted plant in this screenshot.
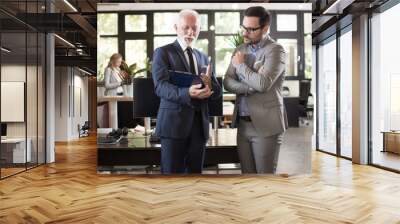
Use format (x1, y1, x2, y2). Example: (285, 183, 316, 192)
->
(120, 57, 152, 85)
(228, 31, 244, 48)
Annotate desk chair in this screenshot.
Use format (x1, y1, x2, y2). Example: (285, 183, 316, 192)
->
(78, 121, 90, 138)
(298, 80, 312, 126)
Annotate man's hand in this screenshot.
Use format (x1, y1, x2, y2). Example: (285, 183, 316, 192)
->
(189, 84, 213, 99)
(200, 63, 212, 89)
(232, 51, 245, 67)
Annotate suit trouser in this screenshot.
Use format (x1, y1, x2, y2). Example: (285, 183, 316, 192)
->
(160, 111, 206, 174)
(237, 119, 283, 174)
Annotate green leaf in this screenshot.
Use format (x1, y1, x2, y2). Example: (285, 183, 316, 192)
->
(228, 31, 244, 48)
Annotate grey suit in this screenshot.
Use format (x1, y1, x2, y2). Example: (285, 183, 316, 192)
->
(223, 35, 288, 174)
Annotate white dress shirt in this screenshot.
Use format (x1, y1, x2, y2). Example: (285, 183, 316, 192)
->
(176, 37, 199, 75)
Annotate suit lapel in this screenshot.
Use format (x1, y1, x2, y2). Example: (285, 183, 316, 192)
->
(172, 40, 190, 72)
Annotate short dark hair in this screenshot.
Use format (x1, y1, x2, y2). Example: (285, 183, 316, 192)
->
(244, 6, 270, 27)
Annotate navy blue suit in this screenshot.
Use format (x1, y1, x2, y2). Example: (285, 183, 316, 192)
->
(152, 40, 222, 174)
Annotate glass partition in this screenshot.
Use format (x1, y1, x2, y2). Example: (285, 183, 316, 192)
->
(277, 39, 298, 77)
(1, 30, 28, 177)
(27, 30, 38, 169)
(371, 4, 400, 171)
(339, 28, 352, 158)
(0, 1, 46, 179)
(317, 36, 337, 155)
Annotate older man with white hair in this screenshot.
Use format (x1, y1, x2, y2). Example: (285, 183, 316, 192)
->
(152, 9, 222, 174)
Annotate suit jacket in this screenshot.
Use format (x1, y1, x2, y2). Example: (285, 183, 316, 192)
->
(223, 36, 288, 137)
(104, 67, 123, 96)
(152, 40, 222, 139)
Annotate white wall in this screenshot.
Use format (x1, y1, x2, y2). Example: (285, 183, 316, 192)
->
(55, 67, 89, 141)
(55, 66, 68, 141)
(1, 64, 46, 164)
(1, 65, 29, 137)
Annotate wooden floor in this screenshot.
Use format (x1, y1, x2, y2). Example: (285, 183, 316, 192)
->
(0, 167, 26, 177)
(1, 135, 400, 223)
(373, 151, 400, 171)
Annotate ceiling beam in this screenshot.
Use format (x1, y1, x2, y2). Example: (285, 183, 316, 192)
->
(66, 13, 97, 46)
(55, 55, 96, 71)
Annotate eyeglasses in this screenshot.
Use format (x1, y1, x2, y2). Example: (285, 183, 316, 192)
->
(240, 25, 262, 33)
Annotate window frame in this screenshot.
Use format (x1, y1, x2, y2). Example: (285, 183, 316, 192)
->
(98, 10, 306, 80)
(315, 24, 353, 160)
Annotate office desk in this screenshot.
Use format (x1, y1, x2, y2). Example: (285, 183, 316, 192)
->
(97, 96, 133, 129)
(382, 131, 400, 154)
(223, 93, 236, 101)
(1, 138, 31, 165)
(97, 128, 239, 171)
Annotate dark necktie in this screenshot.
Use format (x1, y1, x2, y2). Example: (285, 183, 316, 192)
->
(186, 47, 196, 75)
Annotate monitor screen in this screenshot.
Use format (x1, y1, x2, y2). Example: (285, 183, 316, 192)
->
(133, 78, 160, 118)
(208, 77, 223, 117)
(118, 101, 137, 128)
(1, 123, 7, 137)
(133, 77, 223, 118)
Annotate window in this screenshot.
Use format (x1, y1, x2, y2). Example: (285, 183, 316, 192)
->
(154, 13, 178, 35)
(98, 13, 118, 35)
(200, 14, 208, 31)
(97, 13, 119, 80)
(192, 39, 209, 56)
(215, 12, 240, 34)
(339, 29, 352, 158)
(215, 12, 240, 76)
(318, 37, 337, 155)
(125, 15, 147, 32)
(125, 40, 147, 71)
(371, 3, 400, 171)
(97, 38, 118, 78)
(215, 36, 235, 76)
(154, 36, 177, 50)
(100, 11, 305, 80)
(277, 14, 297, 31)
(278, 39, 298, 77)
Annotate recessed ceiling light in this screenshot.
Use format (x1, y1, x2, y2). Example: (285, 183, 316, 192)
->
(1, 47, 11, 53)
(78, 67, 92, 76)
(54, 34, 75, 48)
(63, 0, 78, 12)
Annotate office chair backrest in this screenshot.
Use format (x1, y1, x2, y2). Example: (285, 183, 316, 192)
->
(299, 80, 311, 105)
(133, 78, 160, 118)
(208, 77, 223, 117)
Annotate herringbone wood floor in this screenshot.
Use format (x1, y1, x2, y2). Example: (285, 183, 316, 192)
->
(1, 135, 400, 223)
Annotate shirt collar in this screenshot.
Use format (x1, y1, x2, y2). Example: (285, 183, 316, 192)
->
(177, 37, 191, 52)
(248, 35, 270, 53)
